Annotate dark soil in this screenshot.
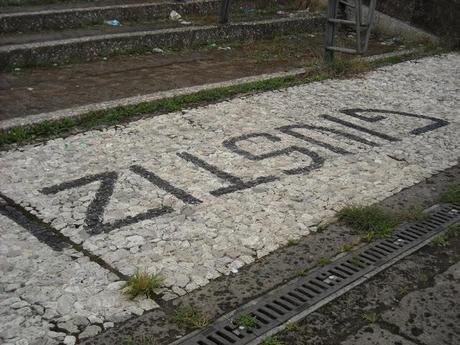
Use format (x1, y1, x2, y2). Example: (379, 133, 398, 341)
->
(0, 31, 402, 121)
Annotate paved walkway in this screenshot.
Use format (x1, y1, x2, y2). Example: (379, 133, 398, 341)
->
(0, 53, 459, 344)
(342, 261, 460, 345)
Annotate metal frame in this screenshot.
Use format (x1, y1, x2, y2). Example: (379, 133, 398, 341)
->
(219, 0, 232, 24)
(325, 0, 378, 61)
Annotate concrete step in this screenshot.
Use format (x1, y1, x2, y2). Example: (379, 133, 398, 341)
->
(0, 0, 220, 33)
(0, 14, 325, 70)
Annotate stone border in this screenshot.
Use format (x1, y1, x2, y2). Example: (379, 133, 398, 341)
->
(0, 15, 324, 70)
(0, 0, 220, 33)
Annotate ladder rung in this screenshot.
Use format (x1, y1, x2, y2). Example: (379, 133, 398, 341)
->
(328, 18, 356, 25)
(326, 46, 358, 54)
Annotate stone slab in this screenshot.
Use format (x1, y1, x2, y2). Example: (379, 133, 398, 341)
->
(340, 325, 417, 345)
(383, 260, 460, 345)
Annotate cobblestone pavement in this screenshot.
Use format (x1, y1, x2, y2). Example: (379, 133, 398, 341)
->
(0, 53, 459, 344)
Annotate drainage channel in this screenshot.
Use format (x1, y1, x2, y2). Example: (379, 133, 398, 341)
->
(173, 203, 460, 345)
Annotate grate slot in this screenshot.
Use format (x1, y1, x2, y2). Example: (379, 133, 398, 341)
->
(215, 331, 237, 344)
(287, 291, 308, 303)
(308, 280, 328, 291)
(398, 230, 419, 240)
(420, 220, 437, 230)
(350, 256, 370, 267)
(334, 265, 357, 276)
(358, 253, 377, 263)
(206, 335, 225, 345)
(256, 308, 277, 320)
(280, 295, 301, 307)
(311, 279, 330, 290)
(327, 269, 347, 279)
(180, 204, 460, 345)
(395, 233, 415, 242)
(366, 247, 387, 257)
(341, 262, 360, 272)
(265, 303, 286, 316)
(295, 287, 315, 298)
(409, 224, 430, 234)
(374, 244, 395, 254)
(432, 214, 450, 222)
(405, 226, 428, 236)
(252, 311, 270, 325)
(273, 300, 293, 311)
(301, 284, 321, 295)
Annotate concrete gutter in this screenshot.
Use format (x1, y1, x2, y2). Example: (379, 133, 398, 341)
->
(0, 15, 325, 70)
(0, 0, 220, 33)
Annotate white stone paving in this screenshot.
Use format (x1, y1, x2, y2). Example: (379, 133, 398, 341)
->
(0, 213, 160, 345)
(0, 53, 459, 342)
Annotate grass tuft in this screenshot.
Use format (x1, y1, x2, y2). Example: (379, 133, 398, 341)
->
(317, 257, 332, 267)
(123, 271, 164, 299)
(440, 185, 460, 204)
(361, 312, 378, 323)
(337, 205, 427, 241)
(260, 336, 285, 345)
(173, 305, 211, 330)
(234, 313, 258, 330)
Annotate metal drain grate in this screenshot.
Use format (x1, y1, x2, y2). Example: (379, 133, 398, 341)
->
(174, 203, 460, 345)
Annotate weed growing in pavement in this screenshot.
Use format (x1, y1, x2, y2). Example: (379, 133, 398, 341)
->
(440, 185, 460, 204)
(234, 313, 258, 331)
(361, 312, 378, 323)
(432, 224, 460, 247)
(432, 234, 449, 247)
(398, 286, 410, 299)
(260, 336, 285, 345)
(317, 257, 332, 267)
(285, 322, 300, 331)
(337, 205, 427, 242)
(296, 268, 309, 277)
(172, 305, 211, 330)
(447, 224, 460, 237)
(287, 238, 301, 246)
(339, 242, 356, 253)
(123, 271, 164, 299)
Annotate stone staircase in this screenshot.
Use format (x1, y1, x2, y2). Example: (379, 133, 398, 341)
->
(0, 0, 326, 70)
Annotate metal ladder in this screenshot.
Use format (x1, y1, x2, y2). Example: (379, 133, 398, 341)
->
(325, 0, 377, 61)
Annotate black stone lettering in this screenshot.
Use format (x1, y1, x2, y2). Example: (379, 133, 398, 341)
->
(276, 125, 351, 154)
(130, 165, 202, 205)
(41, 171, 173, 234)
(341, 108, 449, 135)
(277, 123, 380, 148)
(0, 194, 67, 251)
(177, 151, 279, 197)
(223, 133, 282, 160)
(223, 132, 325, 176)
(321, 114, 400, 142)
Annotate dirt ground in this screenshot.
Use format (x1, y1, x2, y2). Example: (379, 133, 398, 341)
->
(0, 31, 403, 121)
